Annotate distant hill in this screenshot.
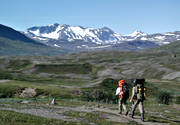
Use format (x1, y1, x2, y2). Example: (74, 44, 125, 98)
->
(0, 24, 43, 45)
(149, 40, 180, 54)
(0, 37, 66, 56)
(0, 24, 66, 56)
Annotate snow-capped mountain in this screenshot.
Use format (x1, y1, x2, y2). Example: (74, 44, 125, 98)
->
(26, 23, 123, 45)
(122, 30, 180, 45)
(25, 23, 180, 52)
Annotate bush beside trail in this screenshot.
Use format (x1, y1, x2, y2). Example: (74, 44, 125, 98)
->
(81, 78, 134, 104)
(175, 96, 180, 104)
(157, 91, 173, 105)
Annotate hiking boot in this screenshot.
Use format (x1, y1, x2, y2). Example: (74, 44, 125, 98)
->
(130, 114, 134, 118)
(129, 112, 134, 118)
(128, 113, 133, 118)
(118, 111, 122, 114)
(125, 111, 128, 116)
(141, 113, 144, 122)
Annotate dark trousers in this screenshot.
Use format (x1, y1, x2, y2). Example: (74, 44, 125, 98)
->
(131, 99, 144, 114)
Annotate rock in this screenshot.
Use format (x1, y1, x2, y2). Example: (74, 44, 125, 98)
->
(18, 88, 37, 98)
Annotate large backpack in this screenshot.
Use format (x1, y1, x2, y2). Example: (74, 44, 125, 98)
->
(134, 79, 146, 101)
(119, 80, 129, 100)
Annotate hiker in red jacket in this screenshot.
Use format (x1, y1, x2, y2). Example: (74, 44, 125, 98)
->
(116, 80, 129, 115)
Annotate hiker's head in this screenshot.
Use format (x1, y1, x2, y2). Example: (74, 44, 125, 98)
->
(118, 80, 126, 87)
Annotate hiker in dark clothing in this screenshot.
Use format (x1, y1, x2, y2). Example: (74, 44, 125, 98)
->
(129, 79, 146, 121)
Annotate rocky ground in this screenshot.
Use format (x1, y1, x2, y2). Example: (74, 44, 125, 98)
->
(0, 103, 170, 125)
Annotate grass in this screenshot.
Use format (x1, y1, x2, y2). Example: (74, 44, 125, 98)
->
(6, 59, 32, 70)
(147, 79, 180, 95)
(0, 37, 66, 56)
(0, 50, 180, 124)
(12, 74, 88, 86)
(0, 84, 21, 98)
(0, 109, 140, 125)
(34, 63, 93, 74)
(0, 110, 77, 125)
(63, 111, 132, 125)
(0, 80, 80, 99)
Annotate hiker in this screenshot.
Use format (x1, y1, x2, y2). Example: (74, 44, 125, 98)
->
(116, 79, 129, 115)
(129, 79, 146, 121)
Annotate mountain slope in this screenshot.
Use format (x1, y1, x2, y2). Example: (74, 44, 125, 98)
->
(0, 24, 67, 56)
(0, 37, 66, 56)
(149, 40, 180, 53)
(0, 24, 43, 45)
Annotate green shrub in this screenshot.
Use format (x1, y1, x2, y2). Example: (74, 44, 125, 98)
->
(35, 88, 75, 99)
(81, 89, 118, 104)
(175, 96, 180, 104)
(157, 91, 173, 105)
(0, 85, 22, 98)
(0, 72, 13, 80)
(35, 63, 93, 74)
(35, 88, 50, 97)
(82, 78, 120, 104)
(101, 78, 118, 91)
(7, 59, 31, 70)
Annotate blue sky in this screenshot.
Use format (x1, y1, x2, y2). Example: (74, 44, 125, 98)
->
(0, 0, 180, 35)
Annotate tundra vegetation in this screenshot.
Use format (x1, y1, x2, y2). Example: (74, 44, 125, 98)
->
(0, 46, 180, 124)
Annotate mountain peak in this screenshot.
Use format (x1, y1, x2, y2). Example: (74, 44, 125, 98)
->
(100, 26, 113, 32)
(127, 30, 147, 37)
(48, 23, 59, 27)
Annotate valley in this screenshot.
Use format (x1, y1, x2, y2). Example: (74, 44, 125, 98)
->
(0, 48, 180, 124)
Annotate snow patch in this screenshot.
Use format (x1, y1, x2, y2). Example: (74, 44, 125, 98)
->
(164, 33, 175, 36)
(141, 37, 148, 40)
(155, 36, 166, 40)
(163, 42, 170, 44)
(89, 45, 111, 49)
(33, 36, 47, 41)
(29, 29, 40, 36)
(54, 44, 61, 47)
(41, 25, 64, 39)
(127, 30, 147, 37)
(70, 26, 97, 38)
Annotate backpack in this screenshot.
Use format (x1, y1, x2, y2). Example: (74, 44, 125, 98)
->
(119, 80, 129, 99)
(134, 79, 146, 101)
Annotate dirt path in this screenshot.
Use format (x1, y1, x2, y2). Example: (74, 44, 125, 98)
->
(94, 108, 169, 125)
(0, 104, 170, 125)
(0, 80, 10, 83)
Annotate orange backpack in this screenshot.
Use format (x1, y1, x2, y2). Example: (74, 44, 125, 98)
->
(118, 80, 129, 99)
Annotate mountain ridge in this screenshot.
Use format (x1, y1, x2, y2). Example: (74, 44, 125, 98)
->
(26, 23, 180, 45)
(25, 23, 180, 51)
